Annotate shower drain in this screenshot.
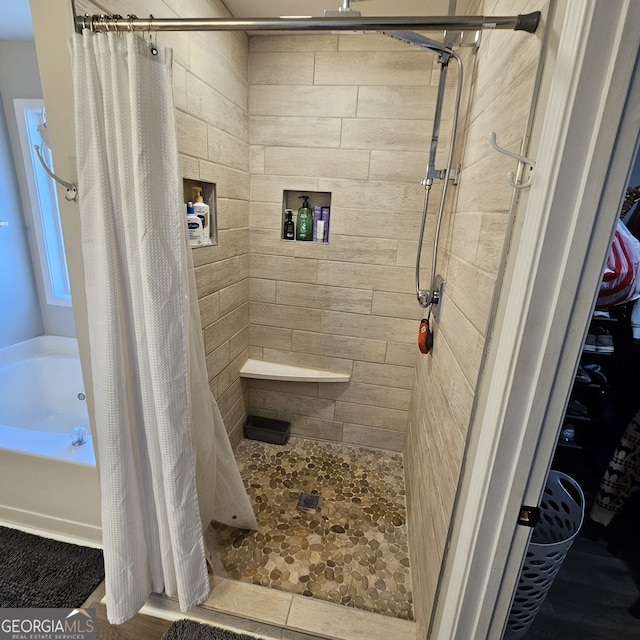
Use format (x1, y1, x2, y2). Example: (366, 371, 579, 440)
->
(297, 492, 320, 513)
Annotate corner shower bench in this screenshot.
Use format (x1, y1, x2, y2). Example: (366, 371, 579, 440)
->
(239, 359, 350, 383)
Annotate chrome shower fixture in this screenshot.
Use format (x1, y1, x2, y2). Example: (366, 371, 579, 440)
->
(324, 0, 362, 17)
(70, 426, 89, 446)
(383, 29, 481, 56)
(382, 30, 465, 315)
(382, 30, 450, 55)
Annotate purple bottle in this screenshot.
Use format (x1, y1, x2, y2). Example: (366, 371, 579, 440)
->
(312, 206, 322, 242)
(321, 207, 330, 243)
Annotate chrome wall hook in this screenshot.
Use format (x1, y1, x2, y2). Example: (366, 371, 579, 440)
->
(33, 144, 78, 201)
(488, 132, 536, 189)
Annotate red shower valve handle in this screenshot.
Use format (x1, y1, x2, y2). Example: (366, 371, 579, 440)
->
(418, 318, 433, 354)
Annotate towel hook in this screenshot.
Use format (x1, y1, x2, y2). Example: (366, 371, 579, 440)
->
(488, 132, 535, 189)
(33, 144, 77, 201)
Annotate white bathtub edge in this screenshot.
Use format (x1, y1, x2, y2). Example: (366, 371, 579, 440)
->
(0, 506, 102, 548)
(0, 335, 79, 366)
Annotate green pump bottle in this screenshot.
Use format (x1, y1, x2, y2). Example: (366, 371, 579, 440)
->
(296, 195, 313, 241)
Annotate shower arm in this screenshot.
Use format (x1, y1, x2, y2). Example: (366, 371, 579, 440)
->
(74, 13, 541, 34)
(416, 51, 463, 309)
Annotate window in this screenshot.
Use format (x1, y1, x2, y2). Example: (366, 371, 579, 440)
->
(14, 98, 71, 307)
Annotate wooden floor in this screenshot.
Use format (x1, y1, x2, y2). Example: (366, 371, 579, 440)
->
(83, 583, 173, 640)
(527, 535, 640, 639)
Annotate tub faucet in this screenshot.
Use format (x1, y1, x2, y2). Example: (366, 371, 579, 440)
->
(70, 426, 88, 446)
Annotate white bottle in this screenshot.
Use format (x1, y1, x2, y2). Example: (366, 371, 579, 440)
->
(187, 202, 204, 247)
(192, 187, 211, 244)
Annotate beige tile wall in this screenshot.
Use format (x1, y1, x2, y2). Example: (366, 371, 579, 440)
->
(77, 0, 251, 447)
(174, 1, 250, 449)
(403, 1, 549, 636)
(247, 33, 447, 451)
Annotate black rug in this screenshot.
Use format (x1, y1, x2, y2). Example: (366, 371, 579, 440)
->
(162, 619, 266, 640)
(0, 526, 104, 608)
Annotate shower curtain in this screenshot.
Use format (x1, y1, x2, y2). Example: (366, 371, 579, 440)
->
(70, 31, 257, 624)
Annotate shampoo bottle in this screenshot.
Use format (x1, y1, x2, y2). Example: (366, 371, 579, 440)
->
(192, 187, 210, 243)
(283, 209, 295, 240)
(296, 195, 313, 241)
(186, 202, 204, 247)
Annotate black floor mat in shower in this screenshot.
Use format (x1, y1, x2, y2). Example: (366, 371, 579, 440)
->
(0, 525, 104, 608)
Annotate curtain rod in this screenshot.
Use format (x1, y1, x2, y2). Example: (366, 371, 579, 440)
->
(74, 12, 541, 34)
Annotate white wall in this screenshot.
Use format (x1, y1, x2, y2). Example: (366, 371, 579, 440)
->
(0, 40, 75, 338)
(0, 94, 42, 348)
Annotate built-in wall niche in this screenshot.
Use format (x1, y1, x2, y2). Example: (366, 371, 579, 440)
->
(183, 179, 218, 247)
(282, 190, 331, 243)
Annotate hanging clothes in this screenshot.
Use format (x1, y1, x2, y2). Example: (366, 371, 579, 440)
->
(623, 198, 640, 239)
(590, 407, 640, 527)
(70, 30, 256, 625)
(597, 219, 640, 308)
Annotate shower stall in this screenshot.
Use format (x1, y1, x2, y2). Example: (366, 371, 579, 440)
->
(233, 26, 471, 635)
(29, 0, 548, 637)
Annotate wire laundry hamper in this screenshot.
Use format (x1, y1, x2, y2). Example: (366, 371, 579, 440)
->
(504, 470, 585, 640)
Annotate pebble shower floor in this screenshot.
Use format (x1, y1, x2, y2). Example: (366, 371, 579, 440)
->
(212, 437, 414, 620)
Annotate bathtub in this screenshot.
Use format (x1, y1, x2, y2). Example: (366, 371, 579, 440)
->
(0, 336, 101, 544)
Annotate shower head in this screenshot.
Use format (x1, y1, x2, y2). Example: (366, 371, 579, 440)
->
(382, 30, 450, 55)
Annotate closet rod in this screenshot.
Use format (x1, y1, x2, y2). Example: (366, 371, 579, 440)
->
(74, 12, 541, 34)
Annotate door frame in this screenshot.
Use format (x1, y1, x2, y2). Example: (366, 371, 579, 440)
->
(430, 1, 640, 638)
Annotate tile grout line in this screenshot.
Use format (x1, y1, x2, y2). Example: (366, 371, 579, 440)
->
(283, 592, 295, 631)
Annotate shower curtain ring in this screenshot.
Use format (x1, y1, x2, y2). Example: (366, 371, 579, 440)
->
(488, 132, 536, 189)
(107, 14, 122, 33)
(148, 15, 158, 55)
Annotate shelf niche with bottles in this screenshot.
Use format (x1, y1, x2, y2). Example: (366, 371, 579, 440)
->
(183, 178, 218, 247)
(281, 190, 331, 244)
